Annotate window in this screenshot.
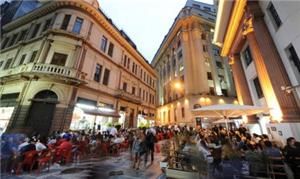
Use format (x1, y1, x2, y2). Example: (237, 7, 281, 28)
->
(8, 34, 19, 47)
(4, 58, 12, 69)
(216, 61, 223, 69)
(100, 36, 108, 52)
(1, 37, 9, 49)
(243, 46, 253, 66)
(177, 40, 181, 47)
(43, 18, 52, 32)
(122, 82, 127, 91)
(204, 6, 211, 11)
(108, 42, 114, 57)
(30, 23, 41, 39)
(168, 110, 170, 122)
(132, 87, 136, 95)
(139, 88, 141, 97)
(203, 45, 208, 52)
(93, 64, 103, 82)
(181, 107, 185, 118)
(72, 17, 83, 34)
(207, 72, 212, 80)
(253, 77, 264, 99)
(19, 54, 26, 65)
(132, 62, 135, 73)
(61, 14, 71, 30)
(268, 2, 282, 28)
(218, 75, 225, 82)
(209, 87, 215, 95)
(127, 58, 130, 69)
(102, 69, 110, 86)
(177, 50, 183, 59)
(222, 89, 228, 97)
(201, 33, 206, 40)
(174, 108, 177, 122)
(286, 44, 300, 74)
(17, 29, 28, 42)
(193, 4, 201, 8)
(123, 55, 127, 66)
(51, 52, 68, 66)
(179, 64, 184, 72)
(29, 51, 38, 63)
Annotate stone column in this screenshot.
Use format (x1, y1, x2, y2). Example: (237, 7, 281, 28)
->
(190, 23, 209, 94)
(243, 4, 300, 122)
(181, 26, 193, 95)
(230, 54, 256, 123)
(37, 39, 52, 63)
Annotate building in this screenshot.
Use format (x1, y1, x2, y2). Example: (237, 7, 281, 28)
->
(213, 0, 300, 141)
(0, 0, 156, 136)
(152, 0, 236, 127)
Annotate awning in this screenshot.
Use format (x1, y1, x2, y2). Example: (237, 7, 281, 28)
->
(80, 108, 120, 118)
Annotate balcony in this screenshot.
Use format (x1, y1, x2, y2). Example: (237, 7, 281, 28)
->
(0, 63, 87, 84)
(116, 90, 142, 104)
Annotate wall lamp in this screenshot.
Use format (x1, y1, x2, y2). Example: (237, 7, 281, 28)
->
(281, 84, 300, 94)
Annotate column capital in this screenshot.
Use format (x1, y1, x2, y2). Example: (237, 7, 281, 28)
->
(242, 16, 254, 36)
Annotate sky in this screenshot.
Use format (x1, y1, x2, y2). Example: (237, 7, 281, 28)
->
(97, 0, 214, 62)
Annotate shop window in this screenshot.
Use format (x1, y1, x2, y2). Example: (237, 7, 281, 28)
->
(72, 17, 84, 34)
(61, 14, 71, 30)
(102, 68, 110, 86)
(253, 77, 264, 99)
(51, 52, 68, 66)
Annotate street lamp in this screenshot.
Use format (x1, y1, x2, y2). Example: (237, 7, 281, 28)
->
(281, 84, 300, 94)
(174, 82, 182, 90)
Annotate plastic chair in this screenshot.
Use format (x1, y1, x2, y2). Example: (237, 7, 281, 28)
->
(16, 150, 38, 175)
(36, 149, 52, 174)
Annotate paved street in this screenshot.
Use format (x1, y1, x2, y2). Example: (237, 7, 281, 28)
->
(2, 141, 167, 179)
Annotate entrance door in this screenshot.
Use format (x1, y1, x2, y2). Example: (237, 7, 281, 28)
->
(129, 108, 134, 127)
(26, 90, 58, 136)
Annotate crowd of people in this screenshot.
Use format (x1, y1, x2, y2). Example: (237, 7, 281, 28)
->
(169, 125, 300, 179)
(1, 124, 300, 179)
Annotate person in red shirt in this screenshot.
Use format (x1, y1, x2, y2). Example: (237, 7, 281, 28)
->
(55, 138, 72, 163)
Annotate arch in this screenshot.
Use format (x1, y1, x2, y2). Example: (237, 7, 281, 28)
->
(33, 90, 58, 100)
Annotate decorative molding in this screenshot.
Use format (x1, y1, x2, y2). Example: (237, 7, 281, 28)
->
(242, 16, 254, 36)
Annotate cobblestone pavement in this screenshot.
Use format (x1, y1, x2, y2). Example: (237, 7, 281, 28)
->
(2, 141, 168, 179)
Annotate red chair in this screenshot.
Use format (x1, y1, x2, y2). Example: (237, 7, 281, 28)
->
(16, 150, 38, 175)
(101, 142, 110, 156)
(36, 149, 52, 174)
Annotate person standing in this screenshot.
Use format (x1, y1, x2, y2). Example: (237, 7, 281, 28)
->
(144, 128, 156, 166)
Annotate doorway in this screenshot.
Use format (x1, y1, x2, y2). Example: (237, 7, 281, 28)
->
(26, 90, 58, 136)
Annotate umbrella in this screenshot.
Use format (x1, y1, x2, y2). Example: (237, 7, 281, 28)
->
(191, 104, 270, 130)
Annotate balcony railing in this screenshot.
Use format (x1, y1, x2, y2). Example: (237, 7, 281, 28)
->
(0, 63, 86, 84)
(32, 63, 86, 82)
(116, 90, 142, 104)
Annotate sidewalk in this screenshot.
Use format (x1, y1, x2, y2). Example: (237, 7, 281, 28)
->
(1, 141, 168, 179)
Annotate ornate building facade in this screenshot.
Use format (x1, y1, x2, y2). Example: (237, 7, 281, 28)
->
(0, 0, 156, 136)
(213, 0, 300, 142)
(152, 0, 236, 126)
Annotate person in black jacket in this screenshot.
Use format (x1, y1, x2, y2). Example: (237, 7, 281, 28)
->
(284, 137, 300, 179)
(144, 129, 156, 167)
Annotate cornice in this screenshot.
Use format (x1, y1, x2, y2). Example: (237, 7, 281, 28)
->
(2, 0, 155, 76)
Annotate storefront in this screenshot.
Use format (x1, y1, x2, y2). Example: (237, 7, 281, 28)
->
(70, 97, 120, 132)
(0, 107, 14, 135)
